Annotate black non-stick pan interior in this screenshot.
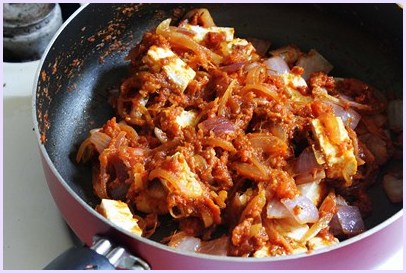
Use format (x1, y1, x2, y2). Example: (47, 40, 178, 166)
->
(35, 3, 402, 241)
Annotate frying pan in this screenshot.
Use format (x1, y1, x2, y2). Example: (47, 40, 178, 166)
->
(33, 3, 403, 270)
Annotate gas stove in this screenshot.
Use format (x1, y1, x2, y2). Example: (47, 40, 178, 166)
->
(2, 3, 82, 269)
(2, 3, 403, 270)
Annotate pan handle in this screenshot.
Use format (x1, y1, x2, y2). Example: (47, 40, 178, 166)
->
(44, 236, 151, 270)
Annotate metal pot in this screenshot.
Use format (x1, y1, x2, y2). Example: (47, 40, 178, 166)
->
(33, 3, 403, 269)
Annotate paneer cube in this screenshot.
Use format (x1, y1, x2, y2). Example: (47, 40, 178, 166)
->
(96, 199, 142, 236)
(253, 239, 307, 257)
(282, 72, 307, 88)
(307, 236, 339, 251)
(311, 113, 357, 184)
(160, 152, 204, 198)
(149, 151, 221, 227)
(253, 245, 271, 258)
(183, 24, 234, 43)
(274, 218, 310, 241)
(281, 72, 312, 103)
(175, 110, 198, 128)
(143, 45, 196, 92)
(219, 38, 255, 58)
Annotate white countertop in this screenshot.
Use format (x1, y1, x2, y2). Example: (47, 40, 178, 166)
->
(3, 61, 76, 270)
(2, 61, 403, 270)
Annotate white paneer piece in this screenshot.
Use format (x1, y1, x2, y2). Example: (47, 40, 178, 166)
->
(219, 38, 255, 57)
(281, 72, 307, 88)
(253, 245, 271, 258)
(253, 242, 307, 257)
(290, 245, 308, 255)
(183, 24, 234, 43)
(96, 199, 142, 236)
(175, 110, 198, 128)
(274, 218, 310, 242)
(143, 45, 196, 92)
(161, 152, 204, 198)
(307, 236, 339, 251)
(311, 113, 357, 183)
(281, 72, 312, 103)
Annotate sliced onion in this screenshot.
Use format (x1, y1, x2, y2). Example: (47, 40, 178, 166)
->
(300, 212, 333, 242)
(248, 133, 288, 156)
(324, 100, 361, 129)
(154, 127, 168, 143)
(328, 214, 342, 236)
(296, 49, 333, 80)
(264, 56, 290, 75)
(335, 195, 349, 206)
(295, 170, 326, 185)
(244, 61, 260, 72)
(295, 147, 321, 174)
(156, 19, 223, 65)
(337, 93, 353, 101)
(234, 162, 269, 181)
(330, 205, 365, 236)
(248, 38, 272, 56)
(314, 87, 361, 129)
(294, 147, 325, 185)
(269, 124, 288, 142)
(183, 8, 216, 28)
(168, 232, 202, 252)
(89, 131, 112, 153)
(171, 26, 197, 37)
(220, 62, 245, 73)
(335, 78, 387, 112)
(336, 94, 372, 111)
(199, 117, 236, 135)
(203, 137, 237, 153)
(198, 236, 229, 256)
(297, 181, 323, 206)
(270, 44, 302, 65)
(387, 100, 403, 132)
(168, 232, 229, 256)
(281, 195, 319, 224)
(266, 198, 291, 219)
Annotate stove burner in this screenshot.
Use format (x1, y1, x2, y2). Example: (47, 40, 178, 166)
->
(3, 3, 63, 62)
